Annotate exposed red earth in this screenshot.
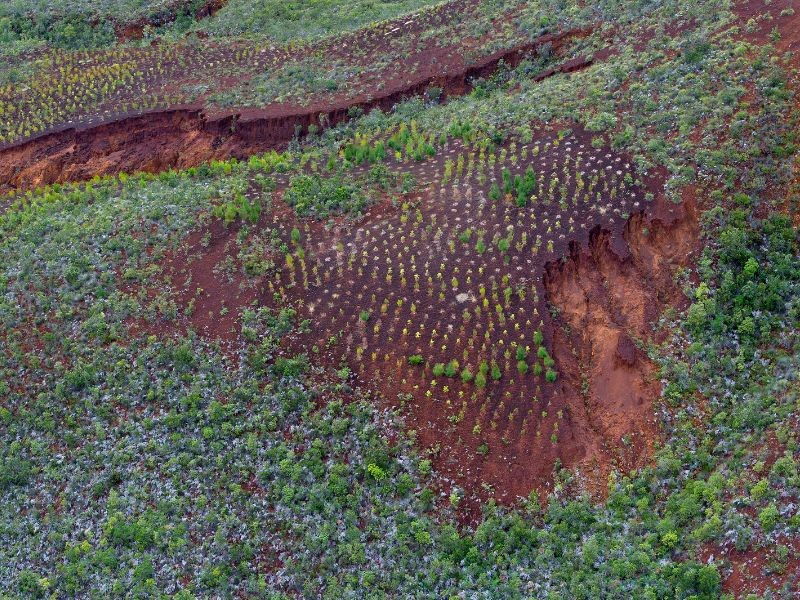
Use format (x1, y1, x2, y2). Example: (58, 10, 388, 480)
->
(544, 186, 699, 497)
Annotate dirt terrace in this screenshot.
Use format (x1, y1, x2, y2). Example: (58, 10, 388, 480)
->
(0, 27, 591, 192)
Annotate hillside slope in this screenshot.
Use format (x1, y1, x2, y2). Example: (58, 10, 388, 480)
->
(1, 0, 799, 597)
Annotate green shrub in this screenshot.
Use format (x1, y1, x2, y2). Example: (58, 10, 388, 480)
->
(475, 371, 487, 389)
(285, 173, 368, 218)
(0, 457, 32, 489)
(366, 463, 386, 481)
(17, 570, 47, 598)
(271, 354, 310, 378)
(759, 503, 780, 532)
(750, 478, 769, 501)
(444, 360, 460, 377)
(491, 362, 502, 381)
(213, 192, 261, 225)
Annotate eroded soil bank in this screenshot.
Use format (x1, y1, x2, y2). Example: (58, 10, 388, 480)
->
(0, 28, 591, 192)
(543, 188, 699, 497)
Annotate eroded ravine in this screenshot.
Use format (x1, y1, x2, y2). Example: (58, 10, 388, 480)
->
(543, 188, 699, 495)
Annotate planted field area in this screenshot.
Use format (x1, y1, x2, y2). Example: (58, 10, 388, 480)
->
(290, 127, 660, 502)
(0, 42, 284, 145)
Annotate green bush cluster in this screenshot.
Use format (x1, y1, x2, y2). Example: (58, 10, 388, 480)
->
(284, 172, 369, 218)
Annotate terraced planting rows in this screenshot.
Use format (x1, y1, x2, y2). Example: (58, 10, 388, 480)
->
(0, 42, 287, 146)
(0, 0, 584, 151)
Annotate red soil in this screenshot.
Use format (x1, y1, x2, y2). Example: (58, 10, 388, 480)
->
(708, 539, 800, 597)
(544, 186, 699, 498)
(127, 190, 306, 352)
(732, 0, 800, 48)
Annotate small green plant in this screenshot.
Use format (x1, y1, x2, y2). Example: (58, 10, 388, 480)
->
(366, 463, 387, 481)
(491, 362, 501, 381)
(212, 192, 261, 225)
(759, 503, 780, 532)
(475, 371, 487, 389)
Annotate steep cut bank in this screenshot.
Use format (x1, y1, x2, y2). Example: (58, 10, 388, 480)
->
(543, 189, 699, 494)
(0, 28, 591, 192)
(114, 0, 228, 42)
